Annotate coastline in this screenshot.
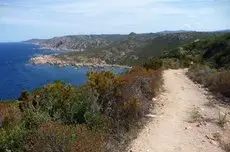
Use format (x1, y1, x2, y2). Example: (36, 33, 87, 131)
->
(30, 55, 132, 69)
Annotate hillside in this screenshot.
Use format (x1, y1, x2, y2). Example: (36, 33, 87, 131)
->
(49, 32, 228, 66)
(163, 33, 230, 69)
(24, 33, 156, 52)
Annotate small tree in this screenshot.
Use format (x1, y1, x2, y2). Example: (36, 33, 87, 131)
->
(143, 57, 163, 70)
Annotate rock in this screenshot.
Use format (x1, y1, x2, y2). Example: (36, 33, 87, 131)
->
(205, 135, 215, 141)
(209, 140, 218, 146)
(145, 114, 158, 118)
(185, 126, 191, 130)
(152, 98, 157, 101)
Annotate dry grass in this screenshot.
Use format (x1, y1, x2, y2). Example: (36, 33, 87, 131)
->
(217, 111, 228, 128)
(0, 103, 21, 129)
(188, 107, 204, 123)
(187, 66, 230, 103)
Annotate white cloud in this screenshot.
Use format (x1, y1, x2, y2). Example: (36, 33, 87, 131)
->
(0, 0, 228, 34)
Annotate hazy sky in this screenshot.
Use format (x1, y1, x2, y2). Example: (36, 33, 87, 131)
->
(0, 0, 229, 42)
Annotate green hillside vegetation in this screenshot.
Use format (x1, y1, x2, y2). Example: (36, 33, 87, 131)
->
(0, 67, 162, 152)
(57, 32, 227, 66)
(163, 34, 230, 68)
(162, 34, 230, 100)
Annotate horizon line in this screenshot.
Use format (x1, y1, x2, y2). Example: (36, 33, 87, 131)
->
(1, 29, 230, 43)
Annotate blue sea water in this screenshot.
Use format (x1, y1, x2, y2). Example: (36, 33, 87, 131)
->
(0, 43, 125, 100)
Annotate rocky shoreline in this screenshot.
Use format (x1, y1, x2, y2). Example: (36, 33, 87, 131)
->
(30, 55, 131, 69)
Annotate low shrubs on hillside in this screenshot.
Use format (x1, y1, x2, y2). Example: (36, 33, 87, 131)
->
(143, 57, 163, 70)
(187, 65, 230, 100)
(0, 67, 162, 152)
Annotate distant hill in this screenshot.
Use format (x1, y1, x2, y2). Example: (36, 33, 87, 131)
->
(157, 30, 193, 34)
(24, 34, 156, 51)
(55, 31, 229, 66)
(23, 39, 46, 44)
(24, 30, 230, 66)
(24, 30, 230, 52)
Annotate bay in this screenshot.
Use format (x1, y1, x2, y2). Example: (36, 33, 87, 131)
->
(0, 43, 124, 100)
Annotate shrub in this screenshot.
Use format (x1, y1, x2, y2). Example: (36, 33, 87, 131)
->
(207, 71, 230, 98)
(87, 70, 122, 96)
(120, 97, 141, 128)
(97, 68, 161, 133)
(1, 67, 162, 152)
(18, 90, 32, 112)
(0, 102, 21, 129)
(120, 67, 156, 84)
(0, 125, 27, 152)
(71, 125, 107, 152)
(187, 64, 215, 84)
(19, 81, 94, 125)
(143, 57, 163, 70)
(23, 122, 74, 152)
(162, 58, 181, 69)
(84, 110, 109, 131)
(21, 110, 51, 130)
(187, 65, 230, 101)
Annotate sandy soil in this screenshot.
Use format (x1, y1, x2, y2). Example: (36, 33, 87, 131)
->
(128, 69, 230, 152)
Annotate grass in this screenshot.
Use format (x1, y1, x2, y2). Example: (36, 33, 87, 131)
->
(217, 111, 228, 128)
(188, 106, 204, 123)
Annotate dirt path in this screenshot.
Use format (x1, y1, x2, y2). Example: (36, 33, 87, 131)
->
(128, 69, 230, 152)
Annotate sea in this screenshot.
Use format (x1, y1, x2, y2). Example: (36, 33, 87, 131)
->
(0, 43, 125, 100)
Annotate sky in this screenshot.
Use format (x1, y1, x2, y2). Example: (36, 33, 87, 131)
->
(0, 0, 230, 42)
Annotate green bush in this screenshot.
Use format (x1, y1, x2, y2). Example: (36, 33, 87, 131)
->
(21, 110, 51, 130)
(0, 125, 26, 152)
(1, 67, 162, 152)
(143, 57, 163, 70)
(18, 81, 95, 125)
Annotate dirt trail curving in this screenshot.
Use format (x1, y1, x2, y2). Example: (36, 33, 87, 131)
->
(128, 69, 229, 152)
